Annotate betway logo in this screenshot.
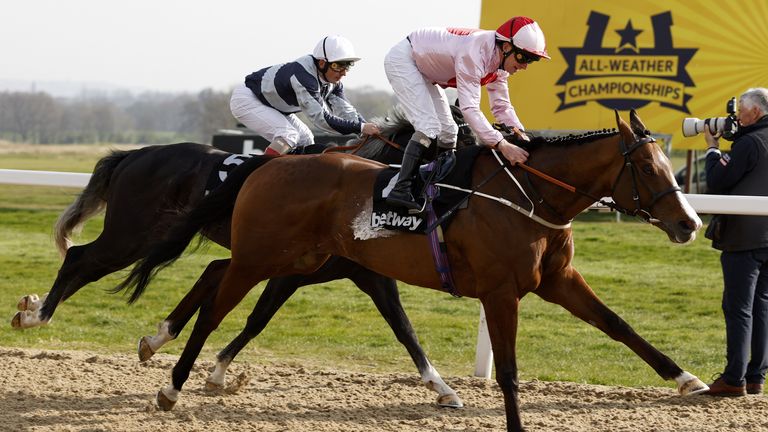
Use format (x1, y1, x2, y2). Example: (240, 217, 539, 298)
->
(371, 211, 423, 231)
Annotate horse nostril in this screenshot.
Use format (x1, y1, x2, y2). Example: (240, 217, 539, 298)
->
(679, 220, 696, 234)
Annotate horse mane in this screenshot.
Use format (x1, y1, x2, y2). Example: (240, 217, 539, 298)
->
(514, 129, 619, 151)
(349, 106, 413, 160)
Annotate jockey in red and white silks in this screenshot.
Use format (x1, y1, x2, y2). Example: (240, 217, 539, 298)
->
(384, 17, 550, 210)
(231, 35, 380, 155)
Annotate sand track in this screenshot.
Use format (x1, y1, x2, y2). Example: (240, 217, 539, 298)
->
(2, 347, 767, 431)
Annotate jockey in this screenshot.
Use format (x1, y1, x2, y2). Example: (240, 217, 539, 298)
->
(384, 17, 550, 210)
(230, 35, 381, 155)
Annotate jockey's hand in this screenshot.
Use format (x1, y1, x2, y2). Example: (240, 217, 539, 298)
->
(496, 139, 529, 165)
(362, 123, 380, 136)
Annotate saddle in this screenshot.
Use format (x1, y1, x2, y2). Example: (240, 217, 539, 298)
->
(371, 146, 484, 234)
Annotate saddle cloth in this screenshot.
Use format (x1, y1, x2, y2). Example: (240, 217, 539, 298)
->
(372, 146, 484, 234)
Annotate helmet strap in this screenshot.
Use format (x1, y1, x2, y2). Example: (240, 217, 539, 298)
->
(314, 58, 331, 81)
(498, 43, 514, 70)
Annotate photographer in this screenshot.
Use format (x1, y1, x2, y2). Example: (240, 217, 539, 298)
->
(703, 87, 768, 397)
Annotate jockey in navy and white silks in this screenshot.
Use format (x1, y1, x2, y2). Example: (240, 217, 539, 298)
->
(230, 35, 380, 155)
(384, 17, 550, 210)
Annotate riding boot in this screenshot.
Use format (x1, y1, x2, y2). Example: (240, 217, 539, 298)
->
(386, 139, 427, 210)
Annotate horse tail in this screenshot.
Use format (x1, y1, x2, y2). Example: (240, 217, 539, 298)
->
(113, 154, 278, 303)
(53, 150, 134, 257)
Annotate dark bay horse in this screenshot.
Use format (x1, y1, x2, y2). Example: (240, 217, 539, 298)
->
(118, 111, 709, 431)
(12, 106, 473, 407)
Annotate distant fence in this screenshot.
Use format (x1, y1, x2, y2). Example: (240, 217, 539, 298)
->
(3, 168, 768, 379)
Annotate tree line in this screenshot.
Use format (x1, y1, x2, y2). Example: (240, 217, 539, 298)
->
(0, 87, 396, 145)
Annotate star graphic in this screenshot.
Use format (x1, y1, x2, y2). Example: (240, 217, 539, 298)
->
(615, 20, 643, 53)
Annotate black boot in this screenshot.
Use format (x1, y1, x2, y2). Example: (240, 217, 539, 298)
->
(386, 139, 427, 210)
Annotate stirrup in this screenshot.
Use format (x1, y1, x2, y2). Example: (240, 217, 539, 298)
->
(386, 192, 421, 211)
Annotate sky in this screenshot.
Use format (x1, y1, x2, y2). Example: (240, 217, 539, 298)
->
(2, 0, 481, 95)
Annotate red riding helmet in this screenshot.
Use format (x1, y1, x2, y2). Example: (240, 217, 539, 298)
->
(495, 17, 550, 60)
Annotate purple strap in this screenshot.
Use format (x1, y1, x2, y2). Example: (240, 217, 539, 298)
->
(425, 178, 460, 297)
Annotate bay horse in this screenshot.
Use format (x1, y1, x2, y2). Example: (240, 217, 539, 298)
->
(118, 110, 709, 431)
(12, 106, 474, 407)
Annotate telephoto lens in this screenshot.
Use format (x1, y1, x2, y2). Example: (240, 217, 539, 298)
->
(682, 117, 729, 137)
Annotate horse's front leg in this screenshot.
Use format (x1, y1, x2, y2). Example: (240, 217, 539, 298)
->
(13, 240, 140, 329)
(535, 268, 708, 396)
(351, 269, 461, 408)
(481, 290, 524, 432)
(138, 259, 229, 361)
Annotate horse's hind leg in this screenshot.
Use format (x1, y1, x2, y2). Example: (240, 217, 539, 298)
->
(536, 270, 709, 395)
(138, 259, 230, 361)
(12, 239, 143, 329)
(157, 262, 263, 411)
(204, 274, 303, 390)
(349, 267, 462, 408)
(204, 257, 461, 407)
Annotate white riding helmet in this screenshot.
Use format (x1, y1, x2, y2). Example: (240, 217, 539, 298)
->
(495, 16, 550, 59)
(312, 35, 361, 63)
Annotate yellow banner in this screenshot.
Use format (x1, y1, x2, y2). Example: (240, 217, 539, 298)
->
(479, 0, 768, 149)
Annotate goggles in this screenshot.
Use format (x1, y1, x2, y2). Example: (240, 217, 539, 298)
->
(511, 46, 541, 64)
(329, 61, 355, 72)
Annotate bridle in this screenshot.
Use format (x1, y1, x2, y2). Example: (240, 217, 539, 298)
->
(610, 135, 682, 221)
(517, 134, 681, 223)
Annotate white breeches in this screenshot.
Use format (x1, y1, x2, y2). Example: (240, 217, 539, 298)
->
(384, 39, 458, 146)
(230, 83, 314, 148)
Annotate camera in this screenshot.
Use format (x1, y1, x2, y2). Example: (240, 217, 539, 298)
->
(682, 97, 739, 140)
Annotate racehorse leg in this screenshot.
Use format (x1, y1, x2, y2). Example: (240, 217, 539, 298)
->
(349, 268, 462, 408)
(535, 269, 709, 396)
(481, 289, 523, 432)
(12, 240, 142, 329)
(138, 259, 230, 361)
(204, 257, 461, 407)
(157, 262, 263, 411)
(205, 274, 302, 390)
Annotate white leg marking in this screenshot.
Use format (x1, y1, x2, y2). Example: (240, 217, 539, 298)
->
(14, 309, 50, 329)
(675, 371, 710, 396)
(207, 358, 232, 387)
(161, 383, 179, 402)
(146, 321, 174, 352)
(421, 362, 463, 408)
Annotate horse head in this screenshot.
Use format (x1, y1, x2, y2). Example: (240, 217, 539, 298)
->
(610, 110, 701, 243)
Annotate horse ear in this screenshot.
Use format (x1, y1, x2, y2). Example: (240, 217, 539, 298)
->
(629, 109, 649, 137)
(614, 110, 628, 131)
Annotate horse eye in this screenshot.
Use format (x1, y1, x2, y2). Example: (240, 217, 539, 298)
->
(641, 164, 654, 175)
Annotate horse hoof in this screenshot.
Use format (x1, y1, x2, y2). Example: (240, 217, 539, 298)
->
(137, 337, 155, 362)
(436, 393, 464, 408)
(156, 390, 177, 411)
(679, 377, 710, 396)
(17, 294, 38, 311)
(204, 379, 224, 392)
(10, 312, 22, 329)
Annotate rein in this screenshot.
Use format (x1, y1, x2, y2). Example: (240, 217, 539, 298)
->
(515, 135, 680, 223)
(322, 134, 404, 155)
(431, 133, 680, 231)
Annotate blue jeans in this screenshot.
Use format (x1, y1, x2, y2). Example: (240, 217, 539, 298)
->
(721, 247, 768, 386)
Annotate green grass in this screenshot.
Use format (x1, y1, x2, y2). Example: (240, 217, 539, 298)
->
(0, 148, 726, 390)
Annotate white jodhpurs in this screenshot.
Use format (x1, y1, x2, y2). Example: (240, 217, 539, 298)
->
(384, 39, 458, 146)
(230, 83, 314, 148)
